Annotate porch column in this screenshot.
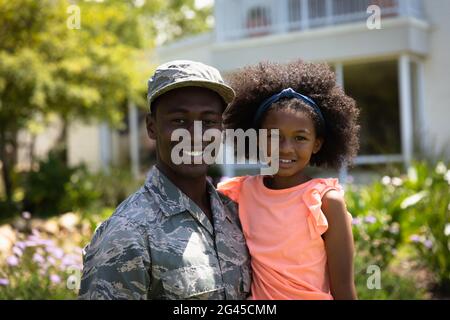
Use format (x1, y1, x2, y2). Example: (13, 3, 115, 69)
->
(128, 100, 140, 179)
(300, 0, 310, 30)
(325, 0, 333, 25)
(411, 57, 427, 156)
(398, 55, 414, 167)
(99, 122, 111, 173)
(277, 0, 290, 33)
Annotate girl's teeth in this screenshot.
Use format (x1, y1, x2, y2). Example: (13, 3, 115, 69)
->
(280, 159, 295, 163)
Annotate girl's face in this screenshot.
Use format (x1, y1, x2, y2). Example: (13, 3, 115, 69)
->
(261, 107, 323, 178)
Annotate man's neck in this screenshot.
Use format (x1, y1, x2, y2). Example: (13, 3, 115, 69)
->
(155, 163, 209, 209)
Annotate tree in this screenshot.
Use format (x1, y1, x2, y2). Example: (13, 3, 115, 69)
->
(0, 0, 213, 206)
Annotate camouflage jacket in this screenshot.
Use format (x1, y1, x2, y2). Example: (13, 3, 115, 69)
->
(78, 166, 251, 300)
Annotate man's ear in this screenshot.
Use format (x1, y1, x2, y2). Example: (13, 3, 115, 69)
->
(146, 113, 157, 140)
(313, 137, 323, 154)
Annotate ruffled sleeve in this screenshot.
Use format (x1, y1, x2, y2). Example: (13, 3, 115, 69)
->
(217, 176, 248, 203)
(302, 179, 344, 239)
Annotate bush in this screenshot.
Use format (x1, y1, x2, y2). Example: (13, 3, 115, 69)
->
(21, 152, 143, 218)
(346, 160, 450, 298)
(0, 214, 86, 299)
(22, 152, 99, 217)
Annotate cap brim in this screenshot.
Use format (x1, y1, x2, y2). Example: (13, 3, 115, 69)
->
(148, 80, 235, 113)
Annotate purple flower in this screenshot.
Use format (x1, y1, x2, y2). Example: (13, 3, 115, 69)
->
(61, 254, 82, 268)
(389, 223, 400, 234)
(424, 240, 433, 249)
(0, 278, 9, 286)
(364, 216, 377, 224)
(49, 274, 61, 284)
(47, 257, 57, 266)
(410, 235, 421, 243)
(12, 246, 23, 257)
(24, 240, 39, 247)
(6, 255, 19, 267)
(46, 247, 64, 259)
(352, 217, 362, 226)
(21, 211, 31, 220)
(27, 235, 54, 247)
(32, 253, 45, 265)
(15, 241, 27, 250)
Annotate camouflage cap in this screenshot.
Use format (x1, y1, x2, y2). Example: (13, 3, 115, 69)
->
(147, 60, 235, 114)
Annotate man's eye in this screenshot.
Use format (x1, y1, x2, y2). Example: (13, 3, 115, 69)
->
(204, 120, 219, 126)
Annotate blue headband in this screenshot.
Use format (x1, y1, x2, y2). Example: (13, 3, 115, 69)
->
(253, 88, 325, 128)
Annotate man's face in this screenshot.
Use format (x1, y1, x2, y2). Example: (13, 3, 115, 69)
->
(146, 86, 224, 179)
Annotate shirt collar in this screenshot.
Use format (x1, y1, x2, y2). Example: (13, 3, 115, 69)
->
(144, 166, 230, 235)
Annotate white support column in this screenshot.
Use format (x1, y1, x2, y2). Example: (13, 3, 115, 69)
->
(325, 0, 333, 25)
(397, 0, 408, 17)
(128, 100, 140, 179)
(335, 62, 348, 184)
(398, 55, 414, 167)
(412, 57, 427, 156)
(277, 0, 290, 33)
(214, 0, 224, 41)
(300, 0, 310, 30)
(99, 122, 111, 173)
(335, 62, 344, 88)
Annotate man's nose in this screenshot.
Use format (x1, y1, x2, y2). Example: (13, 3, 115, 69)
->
(186, 121, 205, 149)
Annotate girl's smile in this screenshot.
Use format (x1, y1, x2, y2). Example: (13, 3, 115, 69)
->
(261, 106, 323, 189)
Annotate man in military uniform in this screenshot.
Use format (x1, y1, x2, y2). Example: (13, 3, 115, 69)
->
(78, 60, 251, 300)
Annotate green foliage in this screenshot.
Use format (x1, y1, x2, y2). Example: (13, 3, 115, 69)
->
(0, 215, 88, 299)
(0, 0, 213, 204)
(347, 161, 450, 298)
(21, 152, 95, 217)
(21, 152, 143, 218)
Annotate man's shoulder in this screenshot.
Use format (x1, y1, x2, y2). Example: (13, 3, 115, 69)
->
(216, 189, 240, 221)
(112, 185, 163, 225)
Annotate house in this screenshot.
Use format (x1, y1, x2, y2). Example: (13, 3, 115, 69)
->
(64, 0, 450, 180)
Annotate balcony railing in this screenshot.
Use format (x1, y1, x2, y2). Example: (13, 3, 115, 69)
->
(215, 0, 426, 41)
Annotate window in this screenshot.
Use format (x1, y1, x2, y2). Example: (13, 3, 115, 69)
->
(246, 6, 271, 37)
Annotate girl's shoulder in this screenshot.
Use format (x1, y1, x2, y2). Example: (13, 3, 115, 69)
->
(217, 175, 252, 202)
(302, 178, 346, 239)
(307, 177, 344, 198)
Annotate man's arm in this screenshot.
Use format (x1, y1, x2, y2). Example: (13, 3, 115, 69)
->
(321, 190, 357, 300)
(78, 216, 151, 300)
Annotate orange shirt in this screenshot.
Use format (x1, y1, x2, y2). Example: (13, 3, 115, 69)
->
(217, 175, 347, 300)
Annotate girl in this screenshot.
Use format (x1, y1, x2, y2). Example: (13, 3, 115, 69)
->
(218, 60, 360, 300)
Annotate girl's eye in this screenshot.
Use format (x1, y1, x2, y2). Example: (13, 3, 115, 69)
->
(295, 136, 307, 141)
(172, 119, 186, 125)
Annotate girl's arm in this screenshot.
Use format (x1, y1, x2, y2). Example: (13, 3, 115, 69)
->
(321, 190, 357, 300)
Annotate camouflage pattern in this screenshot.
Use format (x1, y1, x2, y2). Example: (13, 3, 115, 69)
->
(78, 166, 251, 300)
(147, 60, 235, 113)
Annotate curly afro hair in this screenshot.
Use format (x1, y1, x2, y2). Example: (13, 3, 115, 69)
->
(223, 60, 360, 169)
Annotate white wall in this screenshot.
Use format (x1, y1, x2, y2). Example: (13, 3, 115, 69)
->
(67, 121, 101, 171)
(211, 17, 429, 71)
(422, 0, 450, 158)
(155, 33, 214, 65)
